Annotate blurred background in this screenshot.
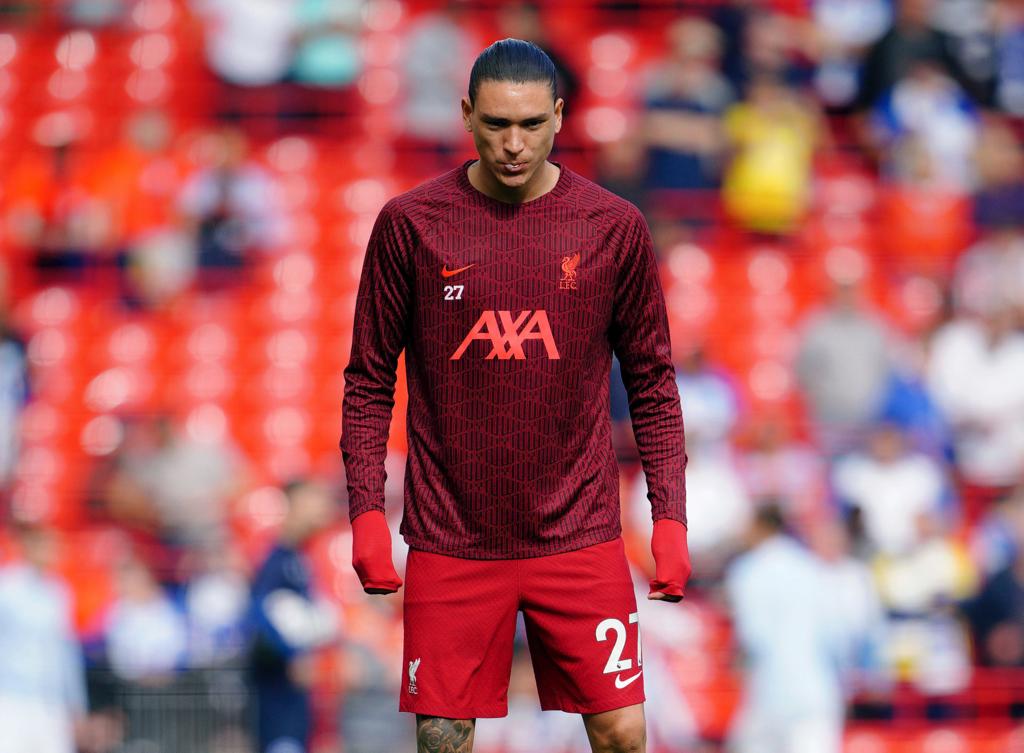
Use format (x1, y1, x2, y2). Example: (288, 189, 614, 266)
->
(0, 0, 1023, 752)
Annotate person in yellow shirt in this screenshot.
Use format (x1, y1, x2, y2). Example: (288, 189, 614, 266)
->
(722, 74, 824, 235)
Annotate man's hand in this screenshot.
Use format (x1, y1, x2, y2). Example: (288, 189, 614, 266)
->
(647, 518, 691, 602)
(351, 509, 403, 594)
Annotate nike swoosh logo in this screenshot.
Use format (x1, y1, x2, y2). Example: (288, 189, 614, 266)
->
(441, 263, 475, 278)
(614, 671, 642, 689)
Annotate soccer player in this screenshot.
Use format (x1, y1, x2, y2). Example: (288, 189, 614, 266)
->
(341, 39, 690, 753)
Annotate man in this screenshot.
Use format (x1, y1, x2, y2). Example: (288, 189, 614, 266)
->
(341, 39, 690, 753)
(0, 524, 86, 753)
(726, 507, 845, 753)
(249, 479, 339, 753)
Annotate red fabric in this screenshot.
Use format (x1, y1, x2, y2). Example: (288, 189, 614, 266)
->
(350, 510, 403, 594)
(341, 161, 687, 559)
(400, 537, 644, 718)
(648, 518, 691, 602)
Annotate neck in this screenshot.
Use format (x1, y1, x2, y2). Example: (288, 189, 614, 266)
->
(279, 524, 305, 549)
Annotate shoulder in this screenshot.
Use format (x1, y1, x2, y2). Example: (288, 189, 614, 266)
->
(384, 165, 465, 229)
(566, 169, 641, 218)
(562, 168, 647, 237)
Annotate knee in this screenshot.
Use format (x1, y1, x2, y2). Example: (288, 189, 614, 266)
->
(589, 717, 646, 753)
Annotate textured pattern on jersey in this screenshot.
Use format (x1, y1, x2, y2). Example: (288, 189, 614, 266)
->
(341, 162, 687, 559)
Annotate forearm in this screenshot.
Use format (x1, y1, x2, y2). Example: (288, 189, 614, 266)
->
(340, 367, 397, 519)
(630, 392, 688, 525)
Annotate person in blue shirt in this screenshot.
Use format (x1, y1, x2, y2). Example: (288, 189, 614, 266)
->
(249, 479, 338, 753)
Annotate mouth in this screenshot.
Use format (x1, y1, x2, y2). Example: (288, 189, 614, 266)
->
(499, 161, 527, 175)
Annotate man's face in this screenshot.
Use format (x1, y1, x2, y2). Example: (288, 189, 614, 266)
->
(291, 482, 334, 540)
(462, 79, 563, 199)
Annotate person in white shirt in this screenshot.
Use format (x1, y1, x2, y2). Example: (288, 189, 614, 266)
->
(0, 524, 87, 753)
(190, 0, 297, 87)
(926, 307, 1024, 492)
(832, 423, 947, 556)
(726, 507, 845, 753)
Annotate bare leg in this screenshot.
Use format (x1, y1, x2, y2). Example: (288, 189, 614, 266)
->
(582, 703, 647, 753)
(415, 716, 476, 753)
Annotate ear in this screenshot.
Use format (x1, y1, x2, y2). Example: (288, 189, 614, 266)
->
(553, 97, 564, 134)
(461, 97, 473, 132)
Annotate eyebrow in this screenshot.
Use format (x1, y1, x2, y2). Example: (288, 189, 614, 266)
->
(479, 113, 550, 126)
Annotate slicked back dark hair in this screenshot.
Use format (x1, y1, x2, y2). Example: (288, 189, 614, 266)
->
(468, 38, 558, 107)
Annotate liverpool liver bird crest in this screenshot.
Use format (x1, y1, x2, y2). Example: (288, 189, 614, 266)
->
(559, 252, 580, 290)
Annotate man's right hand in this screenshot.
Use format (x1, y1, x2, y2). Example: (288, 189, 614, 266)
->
(351, 509, 403, 594)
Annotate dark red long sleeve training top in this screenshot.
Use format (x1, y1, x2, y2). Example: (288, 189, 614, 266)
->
(341, 161, 686, 559)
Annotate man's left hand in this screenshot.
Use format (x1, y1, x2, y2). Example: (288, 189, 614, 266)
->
(647, 518, 691, 602)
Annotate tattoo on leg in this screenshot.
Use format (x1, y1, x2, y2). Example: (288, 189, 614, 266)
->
(416, 716, 475, 753)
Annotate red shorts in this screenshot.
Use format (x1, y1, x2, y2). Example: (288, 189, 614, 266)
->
(400, 537, 645, 718)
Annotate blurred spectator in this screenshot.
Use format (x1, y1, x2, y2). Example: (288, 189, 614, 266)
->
(102, 414, 249, 577)
(399, 2, 480, 165)
(103, 556, 188, 683)
(0, 524, 86, 753)
(249, 479, 339, 753)
(795, 278, 892, 453)
(971, 116, 1024, 232)
(870, 63, 980, 191)
(178, 127, 287, 281)
(876, 134, 973, 273)
(954, 118, 1024, 317)
(809, 519, 889, 697)
(994, 0, 1024, 114)
(878, 337, 955, 461)
(726, 506, 845, 753)
(885, 601, 973, 701)
(933, 0, 1001, 103)
(290, 0, 362, 89)
(737, 415, 827, 531)
(185, 543, 250, 667)
(965, 488, 1024, 666)
(0, 268, 28, 497)
(873, 512, 976, 616)
(640, 17, 733, 203)
(89, 111, 196, 310)
(675, 344, 739, 453)
(722, 73, 823, 235)
(926, 306, 1024, 503)
(810, 0, 892, 108)
(191, 0, 296, 88)
(714, 6, 809, 94)
(497, 2, 580, 116)
(970, 487, 1024, 578)
(857, 0, 976, 109)
(832, 424, 949, 557)
(954, 229, 1024, 321)
(5, 120, 110, 285)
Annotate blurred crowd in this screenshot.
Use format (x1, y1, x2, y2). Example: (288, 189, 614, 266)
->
(1, 1, 1024, 752)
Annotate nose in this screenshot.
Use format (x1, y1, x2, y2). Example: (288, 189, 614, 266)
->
(503, 126, 524, 157)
